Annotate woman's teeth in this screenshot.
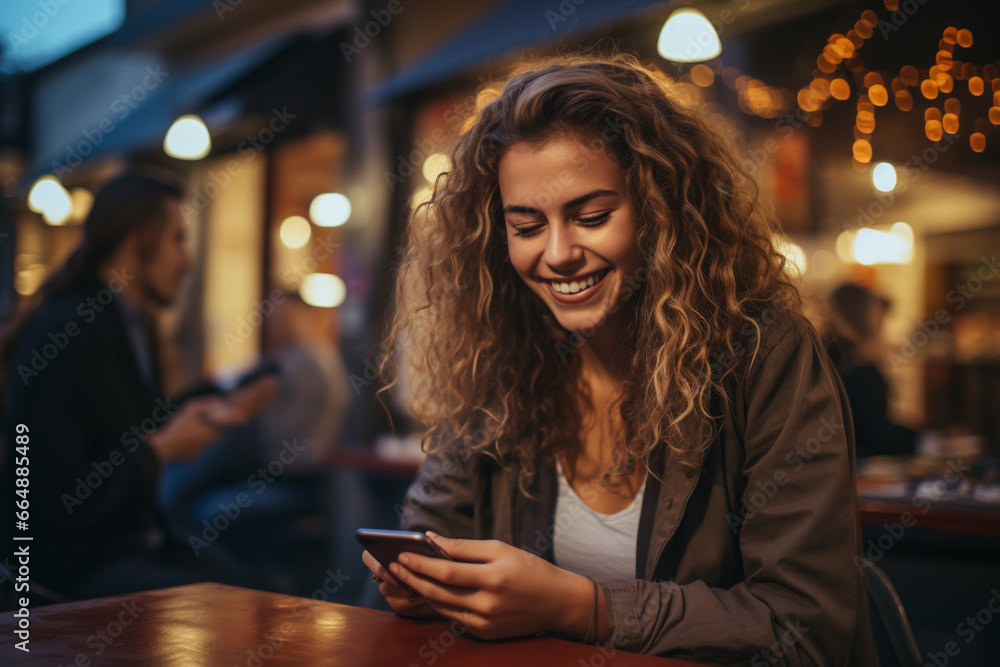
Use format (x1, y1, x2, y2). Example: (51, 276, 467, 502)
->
(550, 270, 607, 294)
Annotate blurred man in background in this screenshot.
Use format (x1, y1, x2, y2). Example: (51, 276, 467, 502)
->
(1, 170, 278, 602)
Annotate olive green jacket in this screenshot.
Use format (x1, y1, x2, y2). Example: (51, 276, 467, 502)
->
(399, 311, 880, 665)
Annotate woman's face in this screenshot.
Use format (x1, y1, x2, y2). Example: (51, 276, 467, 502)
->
(499, 133, 643, 333)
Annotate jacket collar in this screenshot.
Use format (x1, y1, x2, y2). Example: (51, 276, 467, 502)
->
(520, 387, 721, 580)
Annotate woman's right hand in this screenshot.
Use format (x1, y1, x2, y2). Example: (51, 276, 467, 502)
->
(362, 550, 441, 619)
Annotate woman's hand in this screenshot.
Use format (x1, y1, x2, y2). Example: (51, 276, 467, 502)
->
(386, 532, 599, 641)
(361, 549, 440, 619)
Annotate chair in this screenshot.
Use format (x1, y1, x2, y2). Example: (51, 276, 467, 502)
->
(864, 560, 922, 667)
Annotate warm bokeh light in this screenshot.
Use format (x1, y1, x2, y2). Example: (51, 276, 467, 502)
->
(15, 263, 48, 296)
(969, 77, 984, 96)
(857, 110, 875, 133)
(690, 64, 715, 87)
(811, 249, 836, 280)
(774, 237, 806, 276)
(852, 223, 914, 265)
(421, 152, 451, 183)
(299, 273, 346, 308)
(830, 78, 851, 100)
(410, 184, 433, 209)
(868, 84, 888, 106)
(836, 229, 857, 263)
(309, 193, 351, 227)
(164, 115, 211, 160)
(872, 162, 897, 192)
(70, 187, 93, 224)
(925, 120, 943, 141)
(657, 9, 722, 63)
(853, 139, 872, 163)
(279, 216, 311, 248)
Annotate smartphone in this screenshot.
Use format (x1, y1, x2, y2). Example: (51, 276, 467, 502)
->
(234, 361, 281, 388)
(356, 529, 453, 591)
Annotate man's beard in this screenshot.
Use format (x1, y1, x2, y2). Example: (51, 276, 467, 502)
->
(140, 272, 174, 308)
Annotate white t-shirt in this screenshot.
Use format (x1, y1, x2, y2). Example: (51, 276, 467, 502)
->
(552, 460, 646, 581)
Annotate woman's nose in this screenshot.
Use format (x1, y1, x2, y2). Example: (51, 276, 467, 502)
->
(542, 222, 583, 268)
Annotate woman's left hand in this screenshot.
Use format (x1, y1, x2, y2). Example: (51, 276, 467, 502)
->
(388, 532, 596, 641)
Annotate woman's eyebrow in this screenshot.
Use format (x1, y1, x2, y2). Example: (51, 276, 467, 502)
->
(502, 189, 619, 217)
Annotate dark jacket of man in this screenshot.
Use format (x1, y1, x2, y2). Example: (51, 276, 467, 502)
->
(399, 310, 880, 665)
(3, 272, 167, 594)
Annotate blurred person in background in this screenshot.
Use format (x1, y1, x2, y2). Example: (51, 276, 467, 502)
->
(159, 293, 351, 592)
(0, 170, 279, 601)
(826, 283, 917, 459)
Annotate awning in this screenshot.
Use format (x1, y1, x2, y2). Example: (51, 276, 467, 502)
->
(27, 36, 292, 182)
(366, 0, 671, 104)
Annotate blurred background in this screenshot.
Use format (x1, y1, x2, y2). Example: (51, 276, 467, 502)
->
(0, 0, 998, 663)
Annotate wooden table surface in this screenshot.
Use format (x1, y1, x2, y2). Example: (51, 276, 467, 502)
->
(1, 583, 705, 665)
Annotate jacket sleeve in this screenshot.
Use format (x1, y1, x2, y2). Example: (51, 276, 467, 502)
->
(397, 424, 480, 540)
(599, 316, 865, 666)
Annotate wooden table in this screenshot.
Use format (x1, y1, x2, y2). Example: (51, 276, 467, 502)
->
(1, 583, 704, 665)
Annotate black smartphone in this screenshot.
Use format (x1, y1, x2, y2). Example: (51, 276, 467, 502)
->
(356, 529, 453, 591)
(234, 361, 281, 388)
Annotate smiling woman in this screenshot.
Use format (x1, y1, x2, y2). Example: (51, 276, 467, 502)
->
(365, 53, 879, 665)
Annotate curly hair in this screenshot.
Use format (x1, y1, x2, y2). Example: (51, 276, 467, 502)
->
(376, 53, 801, 495)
